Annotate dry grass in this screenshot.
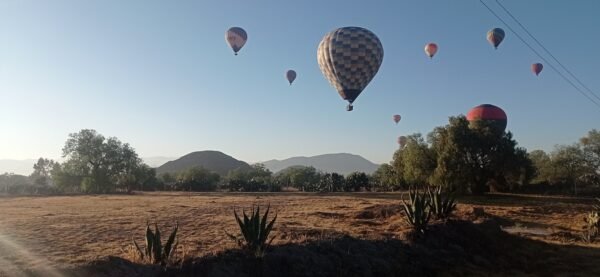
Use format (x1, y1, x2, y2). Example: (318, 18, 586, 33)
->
(0, 192, 598, 276)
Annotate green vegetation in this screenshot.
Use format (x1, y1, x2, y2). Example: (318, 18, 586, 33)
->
(226, 205, 277, 258)
(133, 223, 179, 265)
(402, 187, 431, 234)
(427, 186, 457, 220)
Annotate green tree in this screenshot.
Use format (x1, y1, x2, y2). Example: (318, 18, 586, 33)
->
(429, 116, 533, 194)
(393, 134, 436, 186)
(371, 164, 398, 191)
(275, 166, 321, 191)
(345, 172, 370, 192)
(56, 129, 152, 193)
(223, 164, 276, 192)
(30, 157, 56, 187)
(528, 150, 553, 183)
(581, 129, 600, 172)
(177, 167, 220, 191)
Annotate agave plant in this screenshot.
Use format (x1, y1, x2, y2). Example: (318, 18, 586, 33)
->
(402, 187, 431, 234)
(133, 222, 178, 265)
(226, 204, 277, 258)
(427, 185, 457, 220)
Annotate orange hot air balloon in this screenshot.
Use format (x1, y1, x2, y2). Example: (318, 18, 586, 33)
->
(531, 63, 543, 76)
(424, 43, 438, 59)
(393, 115, 401, 124)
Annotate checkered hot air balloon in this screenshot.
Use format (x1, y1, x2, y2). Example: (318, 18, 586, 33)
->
(225, 27, 247, 55)
(467, 104, 507, 132)
(286, 70, 297, 85)
(317, 27, 384, 111)
(487, 28, 505, 49)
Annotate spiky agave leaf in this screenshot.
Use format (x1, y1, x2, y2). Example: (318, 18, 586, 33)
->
(163, 223, 178, 260)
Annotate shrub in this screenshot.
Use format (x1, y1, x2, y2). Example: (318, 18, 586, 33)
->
(226, 204, 277, 258)
(427, 186, 457, 220)
(133, 222, 179, 265)
(402, 187, 431, 234)
(582, 198, 600, 243)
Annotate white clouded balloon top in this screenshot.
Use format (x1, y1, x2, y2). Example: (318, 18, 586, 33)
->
(317, 27, 384, 111)
(225, 27, 247, 55)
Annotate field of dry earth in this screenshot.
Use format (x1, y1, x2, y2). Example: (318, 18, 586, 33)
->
(1, 192, 599, 276)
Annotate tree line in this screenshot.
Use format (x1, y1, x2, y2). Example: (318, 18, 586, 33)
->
(1, 123, 599, 195)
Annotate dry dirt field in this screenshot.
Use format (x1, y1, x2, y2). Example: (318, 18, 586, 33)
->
(1, 192, 599, 276)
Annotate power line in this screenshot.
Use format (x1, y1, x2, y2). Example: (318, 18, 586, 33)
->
(478, 0, 600, 110)
(495, 0, 600, 103)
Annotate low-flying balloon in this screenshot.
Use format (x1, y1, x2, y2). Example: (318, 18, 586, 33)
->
(286, 70, 297, 85)
(393, 115, 401, 124)
(317, 27, 384, 111)
(398, 136, 408, 148)
(487, 28, 505, 49)
(225, 27, 247, 55)
(466, 104, 507, 132)
(531, 63, 543, 76)
(424, 43, 438, 59)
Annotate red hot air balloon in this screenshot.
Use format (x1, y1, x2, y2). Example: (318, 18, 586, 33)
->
(487, 28, 505, 49)
(424, 43, 438, 59)
(393, 115, 401, 124)
(532, 63, 543, 76)
(466, 104, 507, 132)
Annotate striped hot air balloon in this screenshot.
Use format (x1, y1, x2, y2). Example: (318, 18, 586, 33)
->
(466, 104, 507, 132)
(225, 27, 247, 55)
(317, 27, 384, 111)
(487, 28, 505, 49)
(532, 63, 543, 76)
(424, 43, 438, 59)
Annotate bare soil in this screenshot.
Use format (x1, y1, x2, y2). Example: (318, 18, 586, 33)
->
(0, 192, 598, 276)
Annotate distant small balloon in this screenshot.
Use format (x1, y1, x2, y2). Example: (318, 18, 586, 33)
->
(424, 43, 438, 59)
(286, 70, 297, 85)
(531, 63, 543, 76)
(225, 27, 247, 55)
(393, 115, 401, 124)
(398, 136, 408, 148)
(487, 28, 505, 49)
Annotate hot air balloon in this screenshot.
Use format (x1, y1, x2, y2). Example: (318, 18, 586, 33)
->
(225, 27, 247, 55)
(398, 136, 408, 148)
(317, 27, 384, 111)
(286, 70, 297, 85)
(532, 63, 543, 76)
(393, 115, 401, 124)
(466, 104, 507, 132)
(487, 28, 505, 49)
(424, 43, 438, 59)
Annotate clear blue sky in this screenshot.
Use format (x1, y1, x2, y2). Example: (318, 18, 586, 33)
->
(1, 0, 599, 164)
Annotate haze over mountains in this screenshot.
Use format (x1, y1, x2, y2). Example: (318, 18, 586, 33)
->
(261, 153, 379, 175)
(2, 152, 380, 176)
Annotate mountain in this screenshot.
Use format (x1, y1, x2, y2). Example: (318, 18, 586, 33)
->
(261, 153, 379, 175)
(156, 151, 251, 175)
(0, 159, 37, 175)
(142, 156, 177, 168)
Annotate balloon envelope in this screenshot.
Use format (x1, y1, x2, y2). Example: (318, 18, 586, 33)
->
(225, 27, 247, 55)
(393, 115, 401, 124)
(467, 104, 507, 132)
(532, 63, 543, 76)
(317, 27, 384, 110)
(398, 136, 408, 147)
(487, 28, 505, 49)
(424, 43, 438, 58)
(286, 70, 297, 85)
